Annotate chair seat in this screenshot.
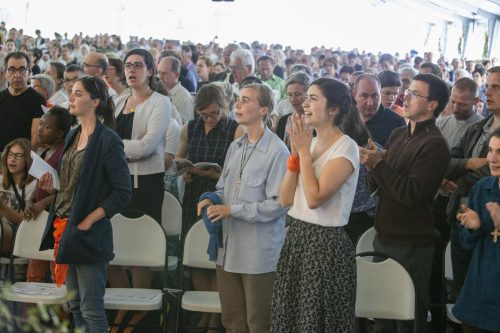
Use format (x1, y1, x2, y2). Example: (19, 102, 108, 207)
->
(0, 257, 29, 265)
(104, 288, 163, 311)
(2, 282, 68, 304)
(182, 291, 221, 313)
(447, 304, 461, 324)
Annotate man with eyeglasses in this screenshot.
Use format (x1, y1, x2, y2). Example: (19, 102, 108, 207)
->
(443, 67, 500, 330)
(360, 73, 450, 333)
(81, 52, 117, 101)
(0, 51, 46, 152)
(354, 74, 405, 146)
(60, 64, 84, 109)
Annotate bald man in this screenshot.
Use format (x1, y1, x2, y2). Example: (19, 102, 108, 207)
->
(81, 52, 117, 100)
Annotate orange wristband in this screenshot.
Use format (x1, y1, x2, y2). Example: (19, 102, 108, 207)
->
(287, 155, 300, 172)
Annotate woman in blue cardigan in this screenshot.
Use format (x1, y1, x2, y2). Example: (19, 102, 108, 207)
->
(454, 126, 500, 333)
(39, 75, 131, 333)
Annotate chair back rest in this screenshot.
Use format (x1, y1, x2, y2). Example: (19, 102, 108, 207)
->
(110, 213, 166, 267)
(356, 254, 415, 320)
(161, 191, 182, 236)
(13, 211, 54, 260)
(444, 241, 453, 280)
(182, 220, 216, 270)
(355, 227, 375, 254)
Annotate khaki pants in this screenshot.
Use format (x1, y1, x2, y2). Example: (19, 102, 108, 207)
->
(216, 265, 275, 333)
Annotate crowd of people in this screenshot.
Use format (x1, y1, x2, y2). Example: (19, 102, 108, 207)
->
(1, 23, 500, 333)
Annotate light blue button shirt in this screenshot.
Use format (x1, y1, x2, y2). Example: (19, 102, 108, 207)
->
(214, 127, 289, 274)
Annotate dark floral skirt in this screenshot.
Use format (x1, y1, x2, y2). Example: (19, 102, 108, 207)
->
(271, 218, 356, 333)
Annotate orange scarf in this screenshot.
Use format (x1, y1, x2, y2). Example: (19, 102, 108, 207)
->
(53, 217, 69, 287)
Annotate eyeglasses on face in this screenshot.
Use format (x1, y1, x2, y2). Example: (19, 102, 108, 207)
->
(404, 89, 429, 100)
(7, 152, 24, 160)
(199, 111, 220, 119)
(7, 66, 30, 75)
(124, 62, 146, 70)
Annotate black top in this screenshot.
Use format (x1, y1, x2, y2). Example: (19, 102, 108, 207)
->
(365, 105, 406, 147)
(0, 87, 45, 152)
(116, 112, 135, 140)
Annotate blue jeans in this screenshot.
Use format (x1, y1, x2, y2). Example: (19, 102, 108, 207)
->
(66, 263, 108, 333)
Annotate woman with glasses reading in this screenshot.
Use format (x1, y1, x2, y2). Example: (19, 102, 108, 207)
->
(38, 76, 131, 333)
(107, 48, 171, 332)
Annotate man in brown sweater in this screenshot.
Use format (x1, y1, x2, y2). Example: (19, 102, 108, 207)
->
(360, 73, 450, 333)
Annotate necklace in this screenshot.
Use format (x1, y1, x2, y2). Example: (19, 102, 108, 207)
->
(128, 89, 153, 113)
(237, 133, 264, 187)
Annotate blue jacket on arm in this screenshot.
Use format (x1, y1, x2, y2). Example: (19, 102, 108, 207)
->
(39, 120, 132, 264)
(199, 192, 223, 261)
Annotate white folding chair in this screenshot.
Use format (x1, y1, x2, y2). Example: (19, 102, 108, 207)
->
(0, 219, 29, 281)
(1, 211, 68, 304)
(181, 220, 221, 315)
(356, 252, 418, 333)
(355, 227, 375, 254)
(444, 242, 461, 324)
(161, 191, 182, 271)
(104, 213, 168, 331)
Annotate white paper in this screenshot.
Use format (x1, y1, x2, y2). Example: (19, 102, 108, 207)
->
(41, 104, 50, 114)
(29, 151, 61, 190)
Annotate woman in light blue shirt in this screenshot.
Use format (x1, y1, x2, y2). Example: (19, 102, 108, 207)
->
(198, 83, 288, 333)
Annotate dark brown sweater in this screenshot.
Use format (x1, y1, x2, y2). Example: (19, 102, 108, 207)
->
(370, 118, 450, 246)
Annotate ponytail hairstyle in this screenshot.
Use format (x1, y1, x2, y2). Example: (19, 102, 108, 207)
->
(311, 78, 370, 146)
(77, 75, 116, 130)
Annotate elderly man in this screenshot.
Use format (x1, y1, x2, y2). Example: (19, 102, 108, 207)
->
(229, 49, 255, 90)
(354, 74, 405, 146)
(81, 51, 117, 100)
(31, 73, 55, 102)
(0, 52, 45, 151)
(157, 56, 194, 123)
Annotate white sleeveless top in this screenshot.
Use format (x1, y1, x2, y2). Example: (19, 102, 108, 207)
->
(288, 135, 359, 227)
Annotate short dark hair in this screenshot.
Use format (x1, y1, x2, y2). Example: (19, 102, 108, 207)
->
(50, 61, 66, 80)
(413, 73, 450, 117)
(339, 65, 354, 75)
(453, 77, 478, 97)
(379, 53, 395, 65)
(65, 64, 84, 74)
(378, 71, 401, 88)
(419, 62, 442, 77)
(46, 106, 74, 136)
(256, 55, 275, 65)
(4, 51, 31, 69)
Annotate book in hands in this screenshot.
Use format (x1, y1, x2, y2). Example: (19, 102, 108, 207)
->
(174, 159, 222, 175)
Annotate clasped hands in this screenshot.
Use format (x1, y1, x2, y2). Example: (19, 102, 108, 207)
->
(359, 139, 386, 170)
(456, 202, 500, 230)
(287, 113, 313, 156)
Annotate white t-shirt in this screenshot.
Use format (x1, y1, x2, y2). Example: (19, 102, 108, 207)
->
(288, 135, 359, 227)
(0, 175, 36, 224)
